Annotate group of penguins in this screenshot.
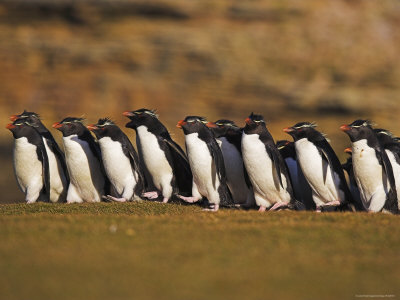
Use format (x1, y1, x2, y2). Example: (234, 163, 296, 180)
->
(6, 109, 400, 213)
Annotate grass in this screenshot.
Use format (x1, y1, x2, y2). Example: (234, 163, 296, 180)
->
(0, 202, 399, 300)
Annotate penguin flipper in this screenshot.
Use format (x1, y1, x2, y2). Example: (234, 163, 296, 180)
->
(378, 149, 399, 213)
(37, 143, 50, 201)
(264, 144, 284, 189)
(44, 134, 70, 183)
(207, 139, 227, 185)
(122, 135, 145, 195)
(162, 138, 193, 195)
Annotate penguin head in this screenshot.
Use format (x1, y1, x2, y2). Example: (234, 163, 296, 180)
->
(276, 140, 295, 158)
(9, 110, 39, 122)
(87, 118, 120, 139)
(374, 128, 397, 146)
(177, 116, 208, 135)
(6, 120, 37, 139)
(340, 120, 374, 142)
(283, 122, 318, 141)
(123, 109, 158, 129)
(206, 119, 240, 138)
(52, 117, 87, 137)
(243, 113, 266, 134)
(10, 110, 43, 128)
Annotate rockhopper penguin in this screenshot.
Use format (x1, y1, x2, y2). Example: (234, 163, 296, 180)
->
(124, 109, 192, 203)
(87, 118, 144, 202)
(53, 117, 107, 203)
(7, 120, 50, 203)
(207, 119, 255, 208)
(177, 116, 233, 211)
(242, 113, 298, 212)
(284, 122, 354, 212)
(10, 110, 68, 202)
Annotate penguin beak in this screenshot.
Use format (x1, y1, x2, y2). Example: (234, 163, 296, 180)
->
(344, 147, 352, 154)
(52, 122, 63, 129)
(6, 123, 16, 130)
(283, 127, 294, 133)
(245, 118, 252, 125)
(340, 124, 351, 132)
(176, 120, 186, 129)
(9, 115, 19, 122)
(206, 122, 217, 128)
(87, 124, 98, 131)
(123, 111, 134, 117)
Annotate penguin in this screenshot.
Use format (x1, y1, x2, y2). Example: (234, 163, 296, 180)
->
(87, 118, 144, 202)
(10, 110, 68, 202)
(176, 116, 233, 211)
(374, 128, 400, 210)
(284, 122, 354, 212)
(242, 113, 298, 212)
(341, 148, 364, 211)
(52, 117, 106, 203)
(340, 120, 398, 213)
(6, 120, 50, 203)
(276, 140, 315, 210)
(207, 119, 255, 208)
(124, 109, 192, 203)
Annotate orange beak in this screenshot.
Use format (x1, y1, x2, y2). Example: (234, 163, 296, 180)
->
(6, 123, 16, 130)
(123, 111, 134, 117)
(52, 122, 63, 129)
(9, 115, 19, 122)
(177, 120, 186, 129)
(206, 122, 217, 128)
(87, 124, 98, 131)
(340, 124, 351, 132)
(245, 117, 252, 125)
(344, 147, 352, 154)
(283, 127, 293, 133)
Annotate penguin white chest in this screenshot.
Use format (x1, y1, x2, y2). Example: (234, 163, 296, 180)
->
(136, 126, 172, 190)
(185, 133, 219, 195)
(13, 137, 43, 193)
(352, 139, 387, 209)
(98, 137, 135, 194)
(295, 138, 343, 204)
(63, 135, 104, 201)
(241, 133, 289, 205)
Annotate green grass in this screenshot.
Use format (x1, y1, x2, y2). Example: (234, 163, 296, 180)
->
(1, 202, 399, 300)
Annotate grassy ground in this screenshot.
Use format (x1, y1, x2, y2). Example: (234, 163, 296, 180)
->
(0, 202, 399, 300)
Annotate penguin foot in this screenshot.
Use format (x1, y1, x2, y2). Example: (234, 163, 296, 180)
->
(258, 206, 267, 212)
(102, 195, 127, 202)
(323, 200, 341, 207)
(142, 191, 159, 199)
(178, 195, 200, 203)
(269, 202, 289, 211)
(162, 197, 169, 203)
(203, 204, 219, 212)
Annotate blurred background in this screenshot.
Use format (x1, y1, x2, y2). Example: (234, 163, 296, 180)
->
(1, 0, 400, 203)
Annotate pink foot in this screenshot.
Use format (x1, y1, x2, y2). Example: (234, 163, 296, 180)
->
(178, 195, 200, 203)
(269, 201, 289, 211)
(162, 197, 169, 203)
(142, 191, 159, 199)
(102, 195, 127, 202)
(203, 204, 219, 212)
(258, 206, 267, 212)
(316, 206, 322, 213)
(324, 200, 341, 207)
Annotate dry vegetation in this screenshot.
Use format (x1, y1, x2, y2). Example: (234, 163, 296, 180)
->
(1, 202, 400, 300)
(1, 0, 400, 202)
